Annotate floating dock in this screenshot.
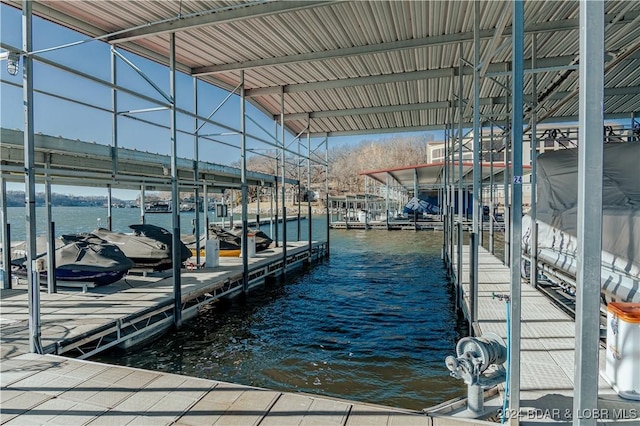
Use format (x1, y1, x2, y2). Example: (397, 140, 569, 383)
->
(0, 241, 486, 426)
(330, 219, 504, 232)
(447, 245, 639, 424)
(1, 241, 326, 358)
(1, 353, 438, 426)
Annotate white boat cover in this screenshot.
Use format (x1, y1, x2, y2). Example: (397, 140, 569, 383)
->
(523, 142, 640, 302)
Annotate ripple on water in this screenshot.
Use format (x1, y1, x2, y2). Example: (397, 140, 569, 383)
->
(94, 226, 466, 410)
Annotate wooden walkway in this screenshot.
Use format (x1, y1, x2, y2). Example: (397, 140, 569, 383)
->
(453, 246, 639, 425)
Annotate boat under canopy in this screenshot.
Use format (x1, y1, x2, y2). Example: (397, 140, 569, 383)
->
(523, 142, 640, 303)
(93, 224, 191, 271)
(9, 233, 134, 286)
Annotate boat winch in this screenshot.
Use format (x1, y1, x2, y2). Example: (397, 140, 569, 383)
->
(445, 333, 507, 418)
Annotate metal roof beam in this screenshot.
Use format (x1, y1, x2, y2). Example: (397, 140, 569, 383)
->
(246, 55, 578, 97)
(281, 101, 451, 121)
(107, 1, 338, 44)
(193, 9, 640, 75)
(306, 107, 640, 139)
(280, 86, 640, 122)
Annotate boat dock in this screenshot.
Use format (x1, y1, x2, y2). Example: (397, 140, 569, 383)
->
(1, 242, 326, 358)
(329, 219, 445, 231)
(329, 219, 505, 232)
(447, 245, 639, 424)
(1, 242, 490, 426)
(1, 353, 440, 426)
(216, 215, 306, 229)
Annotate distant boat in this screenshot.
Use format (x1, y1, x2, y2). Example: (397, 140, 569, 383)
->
(179, 203, 196, 212)
(145, 201, 171, 213)
(8, 233, 134, 286)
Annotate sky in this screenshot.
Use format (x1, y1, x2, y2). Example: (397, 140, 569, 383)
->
(0, 3, 441, 200)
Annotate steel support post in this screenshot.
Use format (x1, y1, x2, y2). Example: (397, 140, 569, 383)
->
(325, 136, 330, 254)
(307, 130, 312, 258)
(530, 34, 539, 288)
(385, 174, 390, 230)
(508, 0, 525, 417)
(257, 186, 261, 225)
(280, 89, 287, 272)
(270, 185, 274, 239)
(450, 205, 455, 280)
(413, 169, 418, 229)
(45, 160, 56, 293)
(169, 33, 182, 328)
(365, 176, 370, 228)
(230, 191, 234, 228)
(504, 81, 511, 267)
(274, 128, 279, 246)
(489, 123, 495, 255)
(23, 0, 42, 354)
(471, 0, 481, 331)
(0, 177, 10, 289)
(240, 71, 249, 293)
(469, 231, 477, 330)
(443, 124, 449, 266)
(456, 222, 464, 331)
(458, 44, 464, 226)
(110, 46, 119, 180)
(140, 185, 146, 224)
(193, 77, 201, 267)
(297, 135, 302, 241)
(203, 182, 209, 235)
(107, 185, 113, 231)
(573, 2, 604, 425)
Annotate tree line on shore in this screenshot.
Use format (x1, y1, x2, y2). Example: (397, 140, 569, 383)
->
(238, 133, 433, 199)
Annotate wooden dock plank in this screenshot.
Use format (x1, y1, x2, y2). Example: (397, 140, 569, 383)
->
(208, 387, 280, 426)
(3, 395, 78, 425)
(258, 393, 315, 426)
(0, 389, 52, 424)
(298, 397, 351, 426)
(43, 401, 107, 425)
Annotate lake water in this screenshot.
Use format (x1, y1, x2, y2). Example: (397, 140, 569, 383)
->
(4, 206, 467, 410)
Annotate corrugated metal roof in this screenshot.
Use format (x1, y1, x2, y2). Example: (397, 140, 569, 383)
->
(5, 0, 640, 138)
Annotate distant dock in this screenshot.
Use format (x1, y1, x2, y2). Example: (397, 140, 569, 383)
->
(330, 219, 504, 232)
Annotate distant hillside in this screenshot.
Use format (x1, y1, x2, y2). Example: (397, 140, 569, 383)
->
(5, 191, 119, 207)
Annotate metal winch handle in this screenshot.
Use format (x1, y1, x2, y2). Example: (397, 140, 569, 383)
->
(444, 333, 507, 418)
(456, 332, 506, 373)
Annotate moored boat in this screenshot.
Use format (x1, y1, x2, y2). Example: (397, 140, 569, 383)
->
(93, 224, 191, 271)
(206, 225, 274, 257)
(522, 142, 640, 303)
(9, 233, 134, 286)
(145, 201, 171, 213)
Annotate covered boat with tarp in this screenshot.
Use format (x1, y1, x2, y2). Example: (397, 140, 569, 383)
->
(522, 142, 640, 303)
(9, 233, 133, 286)
(93, 224, 191, 271)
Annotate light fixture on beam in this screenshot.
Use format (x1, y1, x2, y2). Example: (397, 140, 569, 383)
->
(0, 51, 20, 76)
